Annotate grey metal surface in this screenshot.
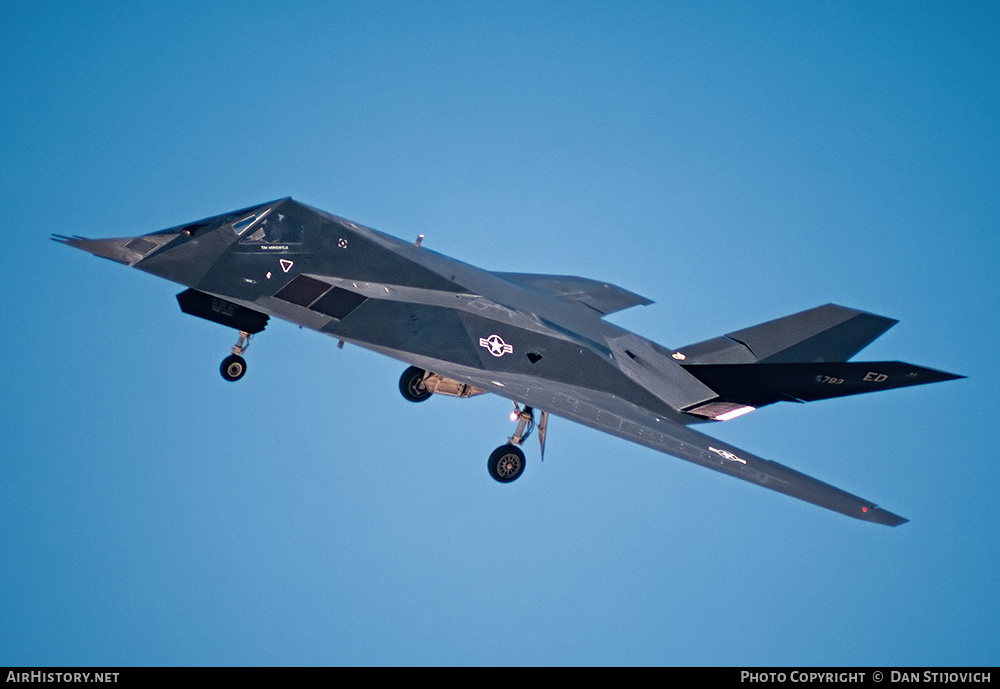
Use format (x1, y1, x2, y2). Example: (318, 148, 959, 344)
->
(53, 197, 964, 526)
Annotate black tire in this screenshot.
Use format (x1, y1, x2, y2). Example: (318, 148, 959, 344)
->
(220, 354, 247, 382)
(488, 444, 526, 483)
(399, 366, 431, 402)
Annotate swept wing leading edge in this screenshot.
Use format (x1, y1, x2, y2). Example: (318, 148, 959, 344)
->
(411, 361, 908, 526)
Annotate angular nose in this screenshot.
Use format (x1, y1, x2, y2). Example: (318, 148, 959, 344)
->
(51, 233, 180, 266)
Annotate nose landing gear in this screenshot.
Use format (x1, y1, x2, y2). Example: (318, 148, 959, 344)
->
(220, 331, 251, 382)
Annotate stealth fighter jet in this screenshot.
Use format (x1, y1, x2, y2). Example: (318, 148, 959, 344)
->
(54, 198, 963, 526)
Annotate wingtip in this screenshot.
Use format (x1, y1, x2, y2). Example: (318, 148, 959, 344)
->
(862, 506, 908, 527)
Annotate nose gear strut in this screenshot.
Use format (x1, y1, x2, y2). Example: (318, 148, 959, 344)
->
(220, 330, 251, 382)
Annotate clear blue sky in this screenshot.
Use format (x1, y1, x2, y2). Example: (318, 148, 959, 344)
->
(2, 1, 996, 666)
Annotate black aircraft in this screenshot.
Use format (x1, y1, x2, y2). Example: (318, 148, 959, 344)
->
(54, 198, 963, 525)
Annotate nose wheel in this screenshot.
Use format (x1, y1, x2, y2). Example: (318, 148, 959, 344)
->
(220, 354, 247, 381)
(220, 331, 251, 382)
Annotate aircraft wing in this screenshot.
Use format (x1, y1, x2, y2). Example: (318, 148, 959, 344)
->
(427, 365, 907, 526)
(493, 272, 654, 316)
(622, 420, 909, 527)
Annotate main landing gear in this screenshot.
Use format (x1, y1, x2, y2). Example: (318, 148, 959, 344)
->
(220, 331, 251, 382)
(399, 366, 432, 402)
(487, 402, 548, 484)
(488, 444, 526, 483)
(395, 366, 547, 484)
